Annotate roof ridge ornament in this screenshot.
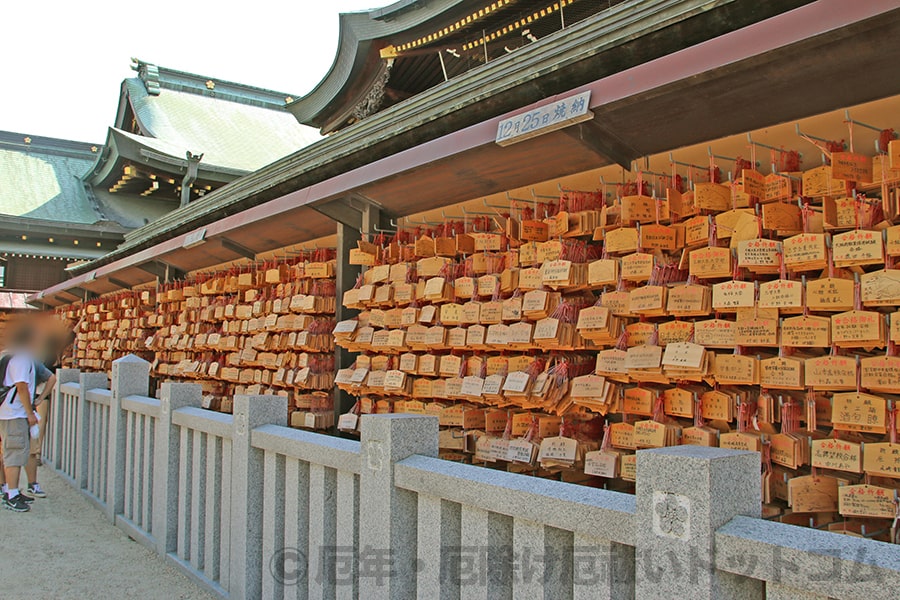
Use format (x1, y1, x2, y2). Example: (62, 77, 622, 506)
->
(131, 58, 161, 96)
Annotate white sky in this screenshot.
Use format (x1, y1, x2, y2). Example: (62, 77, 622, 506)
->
(0, 0, 381, 143)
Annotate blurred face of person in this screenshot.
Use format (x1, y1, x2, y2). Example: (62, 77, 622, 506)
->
(5, 312, 71, 360)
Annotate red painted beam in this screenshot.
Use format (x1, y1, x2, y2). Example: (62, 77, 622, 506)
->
(33, 0, 899, 303)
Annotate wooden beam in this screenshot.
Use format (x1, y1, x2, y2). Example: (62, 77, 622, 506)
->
(562, 120, 640, 171)
(310, 198, 363, 230)
(220, 237, 257, 260)
(68, 286, 98, 301)
(333, 221, 361, 427)
(108, 277, 133, 290)
(136, 260, 186, 282)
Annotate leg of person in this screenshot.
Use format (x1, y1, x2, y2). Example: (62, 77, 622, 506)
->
(35, 398, 50, 466)
(0, 419, 32, 512)
(0, 429, 8, 495)
(26, 433, 46, 498)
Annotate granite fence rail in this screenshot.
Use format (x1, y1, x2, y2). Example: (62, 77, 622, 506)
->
(43, 355, 900, 600)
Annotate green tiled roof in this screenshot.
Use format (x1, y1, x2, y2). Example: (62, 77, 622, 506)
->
(124, 78, 322, 172)
(90, 187, 177, 230)
(0, 134, 102, 224)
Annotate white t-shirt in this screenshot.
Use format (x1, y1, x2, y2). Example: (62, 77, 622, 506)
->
(0, 353, 36, 420)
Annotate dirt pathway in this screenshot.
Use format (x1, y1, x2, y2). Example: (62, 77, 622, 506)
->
(0, 468, 216, 599)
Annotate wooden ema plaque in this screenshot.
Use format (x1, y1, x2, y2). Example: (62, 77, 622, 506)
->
(758, 280, 802, 310)
(667, 285, 710, 317)
(715, 209, 753, 240)
(832, 392, 887, 434)
(887, 225, 900, 256)
(804, 355, 858, 390)
(712, 281, 754, 311)
(693, 319, 736, 347)
(824, 197, 878, 231)
(839, 485, 897, 518)
(690, 247, 732, 279)
(806, 277, 855, 312)
(783, 233, 827, 271)
(694, 183, 731, 211)
(760, 356, 804, 389)
(762, 203, 801, 233)
(737, 239, 781, 271)
(802, 166, 846, 197)
(683, 216, 710, 247)
(831, 310, 884, 348)
(764, 173, 792, 202)
(588, 259, 618, 287)
(640, 223, 677, 251)
(658, 320, 693, 345)
(861, 269, 900, 306)
(711, 354, 758, 385)
(830, 152, 873, 183)
(621, 253, 654, 281)
(663, 387, 693, 419)
(780, 316, 830, 347)
(734, 316, 778, 347)
(860, 355, 900, 392)
(604, 227, 639, 254)
(667, 187, 694, 218)
(862, 443, 900, 478)
(832, 229, 884, 267)
(621, 195, 669, 224)
(811, 439, 862, 473)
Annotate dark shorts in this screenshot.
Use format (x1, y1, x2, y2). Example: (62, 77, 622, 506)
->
(0, 418, 29, 467)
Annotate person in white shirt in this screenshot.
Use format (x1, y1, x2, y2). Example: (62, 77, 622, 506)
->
(26, 362, 55, 497)
(0, 324, 39, 513)
(0, 360, 54, 500)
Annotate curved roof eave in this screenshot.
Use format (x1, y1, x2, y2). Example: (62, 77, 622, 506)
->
(82, 80, 156, 184)
(83, 127, 248, 190)
(287, 0, 467, 126)
(84, 129, 124, 185)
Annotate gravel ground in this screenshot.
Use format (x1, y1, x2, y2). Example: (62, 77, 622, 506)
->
(0, 468, 215, 599)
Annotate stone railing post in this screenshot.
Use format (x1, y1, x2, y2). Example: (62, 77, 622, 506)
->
(152, 382, 202, 556)
(229, 395, 287, 600)
(635, 446, 762, 600)
(50, 368, 79, 469)
(107, 354, 150, 522)
(358, 414, 439, 600)
(75, 371, 109, 490)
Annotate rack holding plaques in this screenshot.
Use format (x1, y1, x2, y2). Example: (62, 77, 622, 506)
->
(58, 249, 338, 430)
(335, 135, 900, 539)
(59, 289, 157, 372)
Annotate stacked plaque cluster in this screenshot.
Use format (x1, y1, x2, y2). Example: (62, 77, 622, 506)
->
(59, 253, 339, 429)
(334, 145, 900, 535)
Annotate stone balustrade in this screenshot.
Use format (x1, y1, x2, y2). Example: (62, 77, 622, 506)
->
(44, 355, 900, 599)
